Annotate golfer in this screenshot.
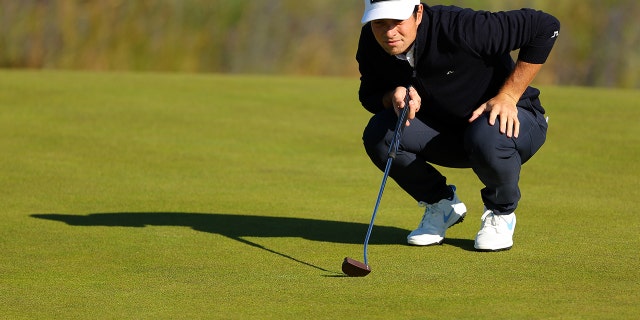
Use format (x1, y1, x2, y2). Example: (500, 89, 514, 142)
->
(358, 0, 560, 251)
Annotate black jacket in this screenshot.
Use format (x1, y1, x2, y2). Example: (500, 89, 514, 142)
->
(357, 4, 560, 130)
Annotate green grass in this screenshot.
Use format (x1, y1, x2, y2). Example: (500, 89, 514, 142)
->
(1, 70, 638, 319)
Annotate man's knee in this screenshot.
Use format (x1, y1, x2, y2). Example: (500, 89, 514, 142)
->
(464, 117, 517, 165)
(362, 114, 394, 169)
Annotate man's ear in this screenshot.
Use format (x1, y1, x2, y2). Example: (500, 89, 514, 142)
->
(415, 4, 424, 24)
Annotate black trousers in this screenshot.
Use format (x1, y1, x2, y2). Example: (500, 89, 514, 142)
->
(362, 102, 548, 215)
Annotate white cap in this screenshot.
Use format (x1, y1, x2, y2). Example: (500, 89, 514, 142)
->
(361, 0, 421, 24)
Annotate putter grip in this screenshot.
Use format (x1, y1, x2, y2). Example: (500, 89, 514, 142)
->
(388, 86, 411, 159)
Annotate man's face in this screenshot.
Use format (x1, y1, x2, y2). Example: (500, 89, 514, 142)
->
(370, 5, 423, 55)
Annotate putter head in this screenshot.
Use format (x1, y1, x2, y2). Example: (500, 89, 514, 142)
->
(342, 257, 371, 277)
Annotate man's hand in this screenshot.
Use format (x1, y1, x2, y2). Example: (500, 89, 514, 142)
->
(386, 86, 421, 127)
(469, 92, 520, 138)
(468, 60, 544, 138)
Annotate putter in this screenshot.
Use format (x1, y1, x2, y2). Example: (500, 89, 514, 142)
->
(342, 86, 411, 277)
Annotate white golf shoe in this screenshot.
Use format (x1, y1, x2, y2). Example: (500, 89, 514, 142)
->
(407, 186, 467, 246)
(474, 208, 516, 251)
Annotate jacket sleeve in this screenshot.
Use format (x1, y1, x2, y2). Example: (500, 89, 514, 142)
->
(357, 24, 387, 114)
(448, 8, 560, 64)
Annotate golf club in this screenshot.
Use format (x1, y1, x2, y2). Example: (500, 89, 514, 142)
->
(342, 86, 411, 277)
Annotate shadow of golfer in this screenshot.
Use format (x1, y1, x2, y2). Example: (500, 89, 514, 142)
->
(31, 212, 408, 273)
(443, 238, 477, 252)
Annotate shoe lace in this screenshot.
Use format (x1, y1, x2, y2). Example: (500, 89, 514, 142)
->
(417, 201, 438, 228)
(480, 210, 497, 227)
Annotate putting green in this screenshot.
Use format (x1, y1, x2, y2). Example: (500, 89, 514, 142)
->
(1, 70, 638, 319)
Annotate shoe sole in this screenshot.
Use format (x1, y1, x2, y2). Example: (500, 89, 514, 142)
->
(407, 213, 466, 246)
(451, 213, 466, 228)
(474, 245, 512, 252)
(407, 239, 444, 246)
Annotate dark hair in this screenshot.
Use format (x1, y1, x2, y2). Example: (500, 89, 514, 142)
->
(413, 5, 421, 17)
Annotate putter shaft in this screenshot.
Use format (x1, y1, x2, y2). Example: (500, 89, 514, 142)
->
(362, 87, 411, 266)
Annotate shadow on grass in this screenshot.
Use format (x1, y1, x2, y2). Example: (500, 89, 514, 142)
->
(31, 212, 408, 275)
(443, 238, 476, 252)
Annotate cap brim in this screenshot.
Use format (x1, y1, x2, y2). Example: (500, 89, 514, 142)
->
(361, 8, 414, 23)
(361, 1, 420, 24)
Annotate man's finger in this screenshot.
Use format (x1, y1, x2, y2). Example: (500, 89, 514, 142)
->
(469, 104, 486, 123)
(505, 116, 512, 137)
(489, 109, 499, 126)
